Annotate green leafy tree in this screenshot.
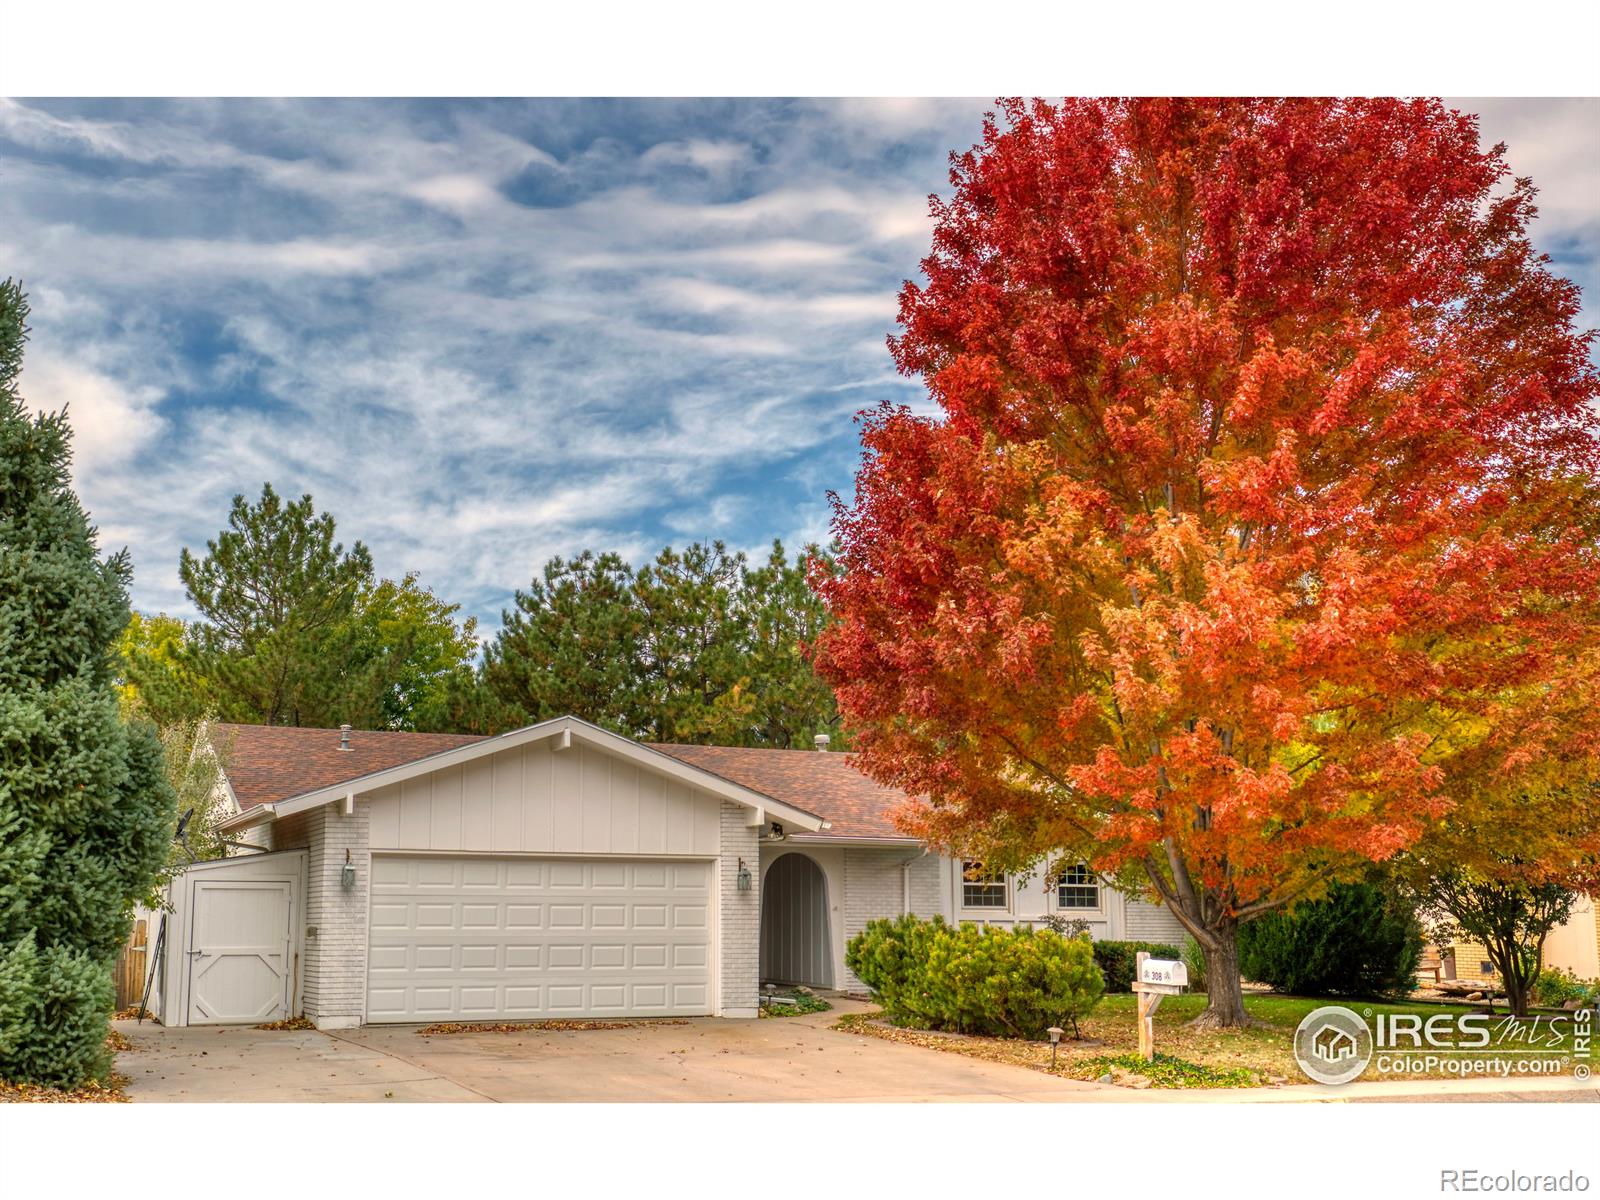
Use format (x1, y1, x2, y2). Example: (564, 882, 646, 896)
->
(354, 573, 480, 731)
(0, 280, 176, 1087)
(117, 610, 206, 727)
(1415, 873, 1579, 1017)
(1397, 785, 1600, 1017)
(148, 716, 234, 881)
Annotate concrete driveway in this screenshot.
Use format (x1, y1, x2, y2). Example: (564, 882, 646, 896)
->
(115, 998, 1106, 1103)
(117, 1001, 1600, 1103)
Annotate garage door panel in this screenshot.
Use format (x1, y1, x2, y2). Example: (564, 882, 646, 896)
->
(416, 860, 457, 886)
(367, 856, 712, 1021)
(673, 983, 708, 1007)
(549, 862, 585, 888)
(505, 861, 544, 886)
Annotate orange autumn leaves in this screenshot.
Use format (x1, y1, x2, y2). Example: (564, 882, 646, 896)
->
(813, 98, 1600, 920)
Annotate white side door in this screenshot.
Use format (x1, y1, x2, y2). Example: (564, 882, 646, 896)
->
(186, 880, 294, 1025)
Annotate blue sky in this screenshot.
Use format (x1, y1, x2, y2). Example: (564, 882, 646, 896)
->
(3, 98, 1596, 636)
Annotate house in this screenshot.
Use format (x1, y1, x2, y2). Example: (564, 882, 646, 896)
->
(140, 716, 1190, 1030)
(1434, 896, 1600, 990)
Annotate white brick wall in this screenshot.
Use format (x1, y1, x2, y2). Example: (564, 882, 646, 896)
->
(269, 802, 371, 1029)
(838, 847, 943, 992)
(719, 802, 759, 1016)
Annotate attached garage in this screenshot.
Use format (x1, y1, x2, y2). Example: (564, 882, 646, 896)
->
(366, 854, 711, 1021)
(217, 717, 827, 1028)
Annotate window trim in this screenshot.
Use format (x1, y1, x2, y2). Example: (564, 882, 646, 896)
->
(1054, 863, 1102, 912)
(960, 860, 1009, 910)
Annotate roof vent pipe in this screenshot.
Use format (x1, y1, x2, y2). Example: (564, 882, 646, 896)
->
(814, 733, 830, 752)
(338, 724, 352, 751)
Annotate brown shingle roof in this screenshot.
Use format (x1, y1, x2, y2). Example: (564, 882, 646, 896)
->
(211, 722, 485, 812)
(647, 744, 917, 840)
(210, 721, 914, 840)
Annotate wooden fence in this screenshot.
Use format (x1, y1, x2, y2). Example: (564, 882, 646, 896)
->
(114, 919, 149, 1012)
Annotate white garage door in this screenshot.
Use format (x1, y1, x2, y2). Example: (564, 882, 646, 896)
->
(367, 855, 712, 1023)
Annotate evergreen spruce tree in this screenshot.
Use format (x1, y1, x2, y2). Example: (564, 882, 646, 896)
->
(0, 280, 176, 1087)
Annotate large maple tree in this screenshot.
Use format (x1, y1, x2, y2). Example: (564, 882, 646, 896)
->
(813, 98, 1600, 1026)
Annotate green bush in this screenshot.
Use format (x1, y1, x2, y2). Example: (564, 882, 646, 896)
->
(1238, 879, 1422, 997)
(1091, 940, 1183, 993)
(1530, 968, 1599, 1009)
(846, 916, 1105, 1038)
(0, 935, 116, 1088)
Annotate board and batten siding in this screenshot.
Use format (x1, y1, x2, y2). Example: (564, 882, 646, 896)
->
(367, 739, 722, 857)
(1121, 897, 1192, 947)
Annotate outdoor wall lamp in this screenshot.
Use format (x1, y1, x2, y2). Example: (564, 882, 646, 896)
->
(736, 858, 752, 891)
(341, 849, 356, 891)
(1046, 1025, 1064, 1069)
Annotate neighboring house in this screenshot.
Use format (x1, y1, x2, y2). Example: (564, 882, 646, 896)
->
(1435, 895, 1600, 988)
(140, 716, 1189, 1030)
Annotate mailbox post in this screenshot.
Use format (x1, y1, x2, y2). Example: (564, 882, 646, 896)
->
(1131, 951, 1188, 1061)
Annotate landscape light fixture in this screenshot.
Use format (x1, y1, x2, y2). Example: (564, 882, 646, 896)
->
(1046, 1026, 1064, 1069)
(341, 849, 356, 891)
(737, 858, 752, 891)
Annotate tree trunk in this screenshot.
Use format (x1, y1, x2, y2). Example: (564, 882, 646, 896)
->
(1189, 922, 1258, 1029)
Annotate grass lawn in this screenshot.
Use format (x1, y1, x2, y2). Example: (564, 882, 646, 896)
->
(835, 993, 1589, 1089)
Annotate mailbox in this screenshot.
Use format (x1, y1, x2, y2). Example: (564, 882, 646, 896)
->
(1137, 958, 1188, 988)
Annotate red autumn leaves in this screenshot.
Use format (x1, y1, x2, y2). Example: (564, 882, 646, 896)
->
(812, 99, 1600, 929)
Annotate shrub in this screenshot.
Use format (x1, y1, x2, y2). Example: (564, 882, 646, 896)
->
(0, 935, 116, 1089)
(1042, 913, 1093, 939)
(1238, 878, 1422, 997)
(1530, 968, 1599, 1009)
(846, 917, 1105, 1038)
(1091, 940, 1183, 993)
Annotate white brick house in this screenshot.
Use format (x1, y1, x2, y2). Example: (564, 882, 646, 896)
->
(143, 716, 1188, 1029)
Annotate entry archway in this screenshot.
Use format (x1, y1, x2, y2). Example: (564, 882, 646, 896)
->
(760, 852, 833, 988)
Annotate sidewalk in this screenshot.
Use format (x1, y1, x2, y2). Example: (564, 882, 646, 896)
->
(1096, 1074, 1600, 1104)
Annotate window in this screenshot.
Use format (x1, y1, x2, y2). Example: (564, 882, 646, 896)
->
(1480, 961, 1496, 976)
(1056, 864, 1100, 910)
(961, 861, 1008, 909)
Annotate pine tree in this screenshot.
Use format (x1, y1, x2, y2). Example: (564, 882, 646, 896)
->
(177, 484, 381, 727)
(483, 551, 648, 735)
(482, 541, 842, 746)
(0, 280, 176, 1087)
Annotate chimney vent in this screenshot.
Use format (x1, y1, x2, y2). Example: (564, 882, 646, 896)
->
(338, 724, 352, 752)
(814, 733, 830, 752)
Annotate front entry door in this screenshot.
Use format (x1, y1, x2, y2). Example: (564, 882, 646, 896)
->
(186, 880, 294, 1024)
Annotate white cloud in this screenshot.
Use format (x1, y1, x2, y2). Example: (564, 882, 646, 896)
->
(404, 173, 504, 214)
(19, 354, 165, 478)
(4, 97, 1591, 636)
